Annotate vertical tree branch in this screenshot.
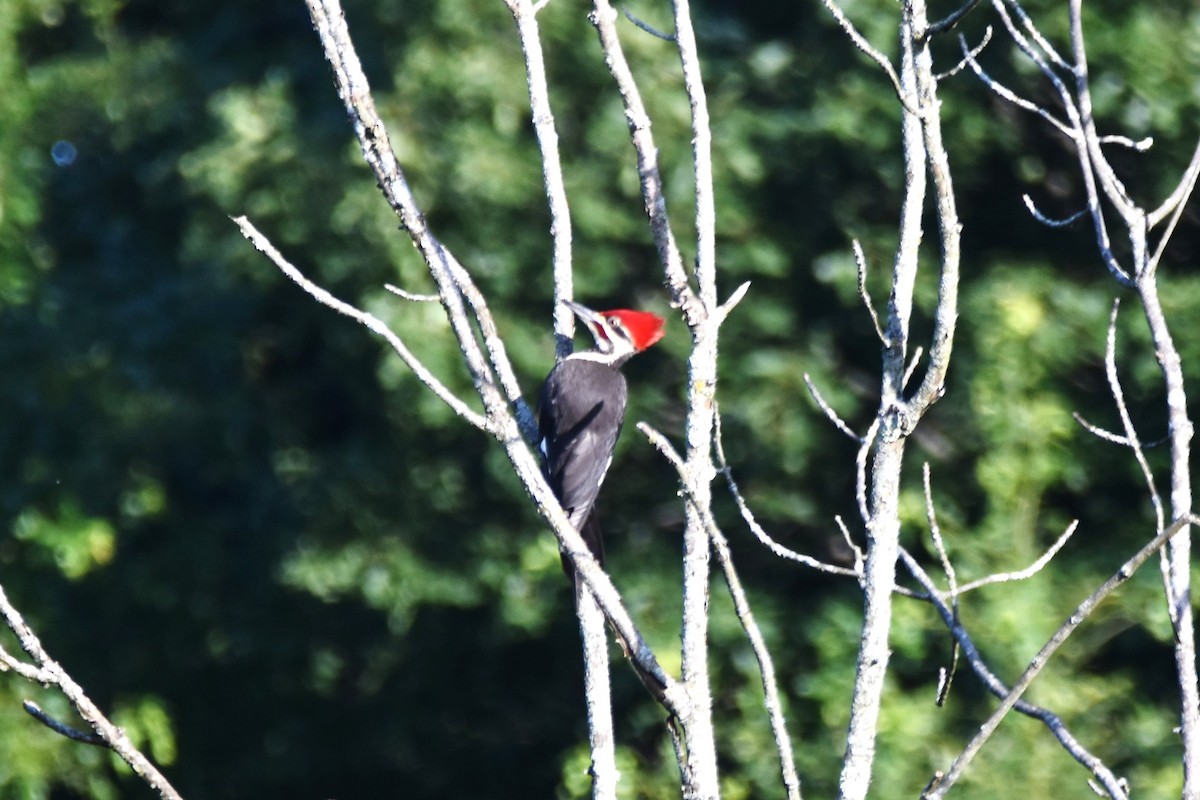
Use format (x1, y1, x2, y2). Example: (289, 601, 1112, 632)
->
(503, 4, 620, 794)
(836, 0, 962, 797)
(503, 0, 576, 358)
(975, 1, 1200, 790)
(670, 1, 721, 795)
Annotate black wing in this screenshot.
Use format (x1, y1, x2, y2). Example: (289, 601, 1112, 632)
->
(538, 359, 628, 561)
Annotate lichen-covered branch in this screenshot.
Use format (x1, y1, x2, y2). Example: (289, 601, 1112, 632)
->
(0, 582, 183, 800)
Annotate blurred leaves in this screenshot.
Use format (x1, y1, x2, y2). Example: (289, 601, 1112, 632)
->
(0, 0, 1198, 797)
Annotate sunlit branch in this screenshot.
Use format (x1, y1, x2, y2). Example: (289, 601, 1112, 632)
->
(819, 0, 910, 111)
(0, 583, 184, 800)
(1102, 300, 1165, 540)
(954, 521, 1078, 594)
(384, 284, 439, 303)
(900, 550, 1130, 800)
(235, 217, 492, 433)
(853, 240, 889, 346)
(803, 373, 860, 442)
(503, 0, 577, 359)
(936, 25, 991, 81)
(923, 515, 1199, 799)
(588, 0, 701, 322)
(1022, 194, 1087, 228)
(640, 421, 802, 800)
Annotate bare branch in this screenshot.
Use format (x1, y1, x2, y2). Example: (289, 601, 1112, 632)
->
(621, 6, 675, 41)
(903, 346, 924, 390)
(23, 701, 106, 746)
(855, 418, 880, 526)
(956, 520, 1079, 593)
(853, 240, 888, 346)
(819, 0, 909, 111)
(1149, 137, 1200, 226)
(959, 34, 1072, 138)
(708, 524, 802, 800)
(998, 0, 1072, 72)
(1022, 194, 1087, 228)
(936, 25, 991, 82)
(234, 217, 492, 433)
(717, 280, 752, 323)
(705, 417, 863, 580)
(923, 465, 957, 598)
(923, 515, 1198, 799)
(0, 644, 47, 682)
(982, 0, 1135, 286)
(922, 465, 960, 706)
(1097, 134, 1153, 152)
(1072, 412, 1132, 447)
(803, 373, 860, 442)
(1147, 138, 1200, 274)
(588, 0, 703, 323)
(900, 549, 1130, 799)
(0, 583, 184, 799)
(384, 283, 439, 303)
(927, 0, 981, 36)
(304, 0, 540, 444)
(1102, 300, 1165, 537)
(503, 0, 577, 359)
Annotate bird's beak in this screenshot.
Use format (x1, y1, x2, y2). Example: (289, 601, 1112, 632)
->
(564, 300, 602, 325)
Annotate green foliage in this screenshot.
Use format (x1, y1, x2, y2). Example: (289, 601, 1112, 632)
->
(1, 0, 1198, 797)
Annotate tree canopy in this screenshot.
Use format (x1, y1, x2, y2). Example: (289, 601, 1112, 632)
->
(2, 0, 1200, 797)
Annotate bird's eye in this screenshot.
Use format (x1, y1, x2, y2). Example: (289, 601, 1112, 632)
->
(607, 318, 632, 342)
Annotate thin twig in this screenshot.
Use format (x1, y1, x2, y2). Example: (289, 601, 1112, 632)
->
(621, 6, 675, 41)
(384, 283, 439, 303)
(1146, 138, 1200, 275)
(855, 418, 880, 525)
(1149, 137, 1200, 226)
(927, 0, 981, 36)
(958, 33, 1072, 138)
(235, 217, 492, 433)
(999, 0, 1072, 73)
(922, 465, 959, 705)
(819, 0, 911, 112)
(1097, 134, 1153, 152)
(707, 416, 864, 580)
(900, 549, 1130, 799)
(23, 701, 107, 746)
(0, 583, 184, 799)
(1073, 412, 1128, 445)
(853, 240, 888, 346)
(923, 515, 1198, 799)
(903, 346, 924, 390)
(1022, 195, 1087, 228)
(803, 373, 860, 441)
(955, 520, 1079, 593)
(835, 516, 865, 577)
(1103, 300, 1165, 539)
(936, 25, 991, 81)
(717, 281, 752, 323)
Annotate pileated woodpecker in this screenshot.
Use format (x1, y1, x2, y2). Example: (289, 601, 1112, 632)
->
(539, 301, 666, 578)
